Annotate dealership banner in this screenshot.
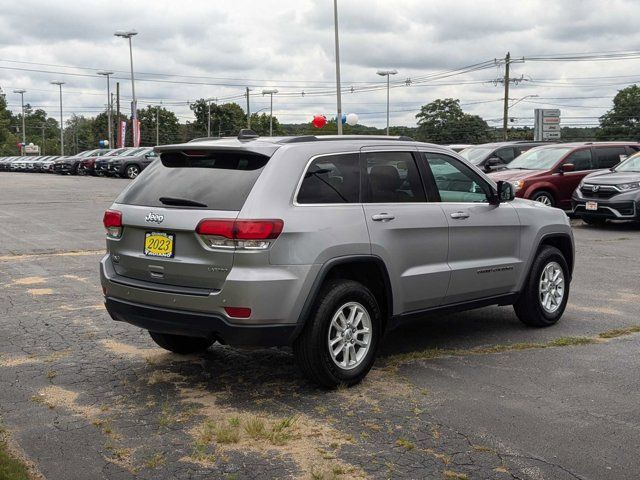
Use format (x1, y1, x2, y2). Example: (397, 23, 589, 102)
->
(117, 120, 127, 148)
(134, 120, 141, 147)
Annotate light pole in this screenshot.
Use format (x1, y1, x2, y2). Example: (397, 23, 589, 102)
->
(205, 97, 217, 137)
(377, 69, 397, 135)
(509, 94, 539, 109)
(261, 89, 278, 136)
(333, 0, 343, 135)
(97, 71, 114, 147)
(114, 30, 138, 146)
(50, 82, 65, 155)
(13, 89, 26, 155)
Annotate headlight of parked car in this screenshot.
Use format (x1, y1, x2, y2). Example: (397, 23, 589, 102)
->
(617, 182, 640, 191)
(511, 180, 525, 192)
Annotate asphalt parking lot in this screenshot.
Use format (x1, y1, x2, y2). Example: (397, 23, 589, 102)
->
(1, 173, 639, 480)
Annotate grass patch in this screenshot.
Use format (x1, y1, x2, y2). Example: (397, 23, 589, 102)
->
(215, 424, 240, 444)
(443, 471, 468, 480)
(243, 416, 266, 439)
(598, 326, 640, 339)
(386, 335, 600, 367)
(143, 452, 166, 469)
(396, 438, 415, 450)
(0, 422, 30, 480)
(547, 336, 595, 347)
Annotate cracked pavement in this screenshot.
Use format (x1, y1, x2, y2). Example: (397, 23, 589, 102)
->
(1, 173, 639, 479)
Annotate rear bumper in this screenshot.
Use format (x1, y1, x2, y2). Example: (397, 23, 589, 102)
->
(105, 297, 295, 346)
(100, 254, 317, 346)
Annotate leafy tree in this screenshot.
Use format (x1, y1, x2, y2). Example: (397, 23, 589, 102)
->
(0, 90, 18, 155)
(415, 98, 490, 144)
(598, 85, 640, 140)
(189, 100, 248, 137)
(249, 112, 285, 136)
(64, 115, 97, 155)
(137, 105, 181, 145)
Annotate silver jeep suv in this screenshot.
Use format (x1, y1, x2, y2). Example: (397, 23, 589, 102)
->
(100, 132, 574, 387)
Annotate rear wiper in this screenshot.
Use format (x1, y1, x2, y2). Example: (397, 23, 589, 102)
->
(159, 196, 208, 207)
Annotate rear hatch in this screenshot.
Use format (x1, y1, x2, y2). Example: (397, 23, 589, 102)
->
(108, 144, 277, 291)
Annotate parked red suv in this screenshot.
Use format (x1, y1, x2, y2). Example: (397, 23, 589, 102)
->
(488, 142, 640, 209)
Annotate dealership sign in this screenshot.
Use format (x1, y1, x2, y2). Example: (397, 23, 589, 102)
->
(534, 109, 561, 141)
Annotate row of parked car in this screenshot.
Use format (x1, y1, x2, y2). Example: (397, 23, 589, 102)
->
(454, 140, 640, 224)
(0, 146, 159, 179)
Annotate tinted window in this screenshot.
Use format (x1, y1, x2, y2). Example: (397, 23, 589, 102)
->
(297, 153, 359, 204)
(116, 150, 271, 211)
(494, 147, 515, 164)
(564, 149, 593, 171)
(422, 152, 489, 203)
(363, 152, 425, 203)
(594, 147, 627, 169)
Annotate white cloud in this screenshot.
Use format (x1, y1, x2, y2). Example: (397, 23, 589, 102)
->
(1, 0, 640, 131)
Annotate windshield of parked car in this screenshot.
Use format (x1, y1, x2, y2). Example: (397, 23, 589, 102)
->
(615, 153, 640, 172)
(507, 147, 573, 170)
(458, 147, 494, 164)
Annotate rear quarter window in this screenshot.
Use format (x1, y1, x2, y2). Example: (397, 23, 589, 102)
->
(115, 150, 270, 211)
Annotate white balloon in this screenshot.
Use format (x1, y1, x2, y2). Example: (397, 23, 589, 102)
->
(346, 113, 358, 126)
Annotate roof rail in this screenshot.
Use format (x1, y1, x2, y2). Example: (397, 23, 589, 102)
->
(278, 135, 415, 144)
(238, 129, 259, 140)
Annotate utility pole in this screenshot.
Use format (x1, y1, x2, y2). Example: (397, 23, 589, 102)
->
(98, 71, 114, 147)
(111, 92, 115, 144)
(502, 52, 511, 141)
(246, 87, 251, 128)
(41, 125, 45, 155)
(156, 104, 160, 146)
(116, 82, 121, 147)
(50, 82, 65, 155)
(333, 0, 343, 135)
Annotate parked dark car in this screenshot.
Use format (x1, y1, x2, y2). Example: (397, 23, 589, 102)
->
(572, 151, 640, 224)
(0, 156, 19, 171)
(489, 142, 640, 210)
(96, 147, 157, 179)
(79, 148, 131, 176)
(54, 149, 108, 174)
(459, 141, 547, 172)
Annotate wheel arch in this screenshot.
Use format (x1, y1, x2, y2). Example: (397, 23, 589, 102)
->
(537, 233, 574, 279)
(526, 184, 559, 204)
(291, 255, 393, 342)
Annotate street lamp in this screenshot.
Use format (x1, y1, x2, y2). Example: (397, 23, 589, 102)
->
(261, 89, 278, 136)
(97, 71, 114, 148)
(50, 82, 65, 155)
(114, 30, 138, 146)
(13, 89, 26, 155)
(377, 69, 397, 135)
(509, 94, 539, 108)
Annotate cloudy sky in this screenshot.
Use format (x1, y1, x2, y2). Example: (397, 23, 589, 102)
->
(1, 0, 640, 132)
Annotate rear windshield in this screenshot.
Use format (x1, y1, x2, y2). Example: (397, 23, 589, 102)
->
(115, 150, 271, 211)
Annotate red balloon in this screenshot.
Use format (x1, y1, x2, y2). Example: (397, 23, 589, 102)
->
(312, 114, 327, 129)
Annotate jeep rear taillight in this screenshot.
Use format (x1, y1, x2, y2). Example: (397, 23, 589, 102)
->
(103, 209, 123, 239)
(196, 219, 283, 250)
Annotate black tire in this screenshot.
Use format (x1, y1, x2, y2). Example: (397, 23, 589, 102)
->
(125, 164, 140, 179)
(148, 332, 214, 354)
(293, 279, 382, 388)
(531, 190, 555, 207)
(514, 246, 570, 327)
(582, 217, 606, 226)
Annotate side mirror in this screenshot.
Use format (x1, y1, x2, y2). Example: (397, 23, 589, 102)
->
(484, 157, 502, 170)
(560, 163, 575, 173)
(491, 181, 515, 204)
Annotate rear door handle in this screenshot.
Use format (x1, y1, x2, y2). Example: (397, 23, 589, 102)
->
(450, 211, 470, 219)
(371, 213, 395, 222)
